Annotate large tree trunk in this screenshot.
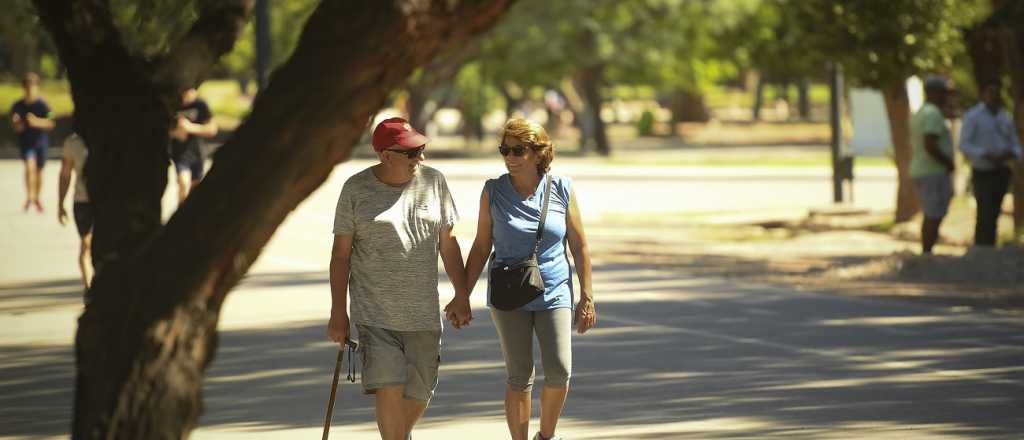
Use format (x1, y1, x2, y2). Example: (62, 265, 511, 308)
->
(34, 1, 514, 438)
(499, 83, 524, 120)
(406, 85, 432, 133)
(34, 1, 253, 437)
(881, 81, 920, 223)
(752, 75, 765, 121)
(575, 64, 610, 156)
(797, 78, 811, 121)
(1002, 27, 1024, 237)
(669, 89, 709, 127)
(966, 23, 1022, 238)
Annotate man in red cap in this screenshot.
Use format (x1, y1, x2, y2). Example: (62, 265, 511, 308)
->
(326, 117, 471, 440)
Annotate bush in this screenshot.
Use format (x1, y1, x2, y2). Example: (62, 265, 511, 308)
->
(636, 109, 654, 136)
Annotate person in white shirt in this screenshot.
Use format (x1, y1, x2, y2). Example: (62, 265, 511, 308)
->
(57, 132, 94, 292)
(958, 80, 1023, 246)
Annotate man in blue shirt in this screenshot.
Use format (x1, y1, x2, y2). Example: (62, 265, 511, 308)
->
(9, 72, 55, 212)
(959, 79, 1023, 246)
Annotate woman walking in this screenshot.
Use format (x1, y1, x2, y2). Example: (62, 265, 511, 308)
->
(446, 118, 596, 440)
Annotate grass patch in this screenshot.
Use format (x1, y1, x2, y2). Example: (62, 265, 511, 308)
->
(0, 80, 74, 116)
(605, 153, 892, 168)
(596, 211, 799, 242)
(1, 79, 251, 120)
(197, 80, 251, 120)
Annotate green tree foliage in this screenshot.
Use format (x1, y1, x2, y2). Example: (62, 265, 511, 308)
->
(719, 0, 823, 84)
(605, 0, 739, 95)
(109, 0, 202, 58)
(790, 0, 989, 222)
(219, 0, 318, 84)
(0, 0, 56, 76)
(793, 0, 988, 88)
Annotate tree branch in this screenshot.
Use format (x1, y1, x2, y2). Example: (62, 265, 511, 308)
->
(156, 0, 516, 311)
(154, 0, 254, 95)
(32, 0, 133, 75)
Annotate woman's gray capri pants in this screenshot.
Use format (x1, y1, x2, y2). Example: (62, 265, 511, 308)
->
(490, 307, 572, 391)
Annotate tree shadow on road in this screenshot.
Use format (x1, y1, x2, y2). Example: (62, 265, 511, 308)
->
(2, 262, 1022, 438)
(0, 278, 84, 314)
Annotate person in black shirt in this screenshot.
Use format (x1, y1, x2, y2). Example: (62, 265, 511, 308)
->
(168, 87, 218, 204)
(9, 73, 55, 212)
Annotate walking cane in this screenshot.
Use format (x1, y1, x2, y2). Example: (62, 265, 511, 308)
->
(322, 339, 357, 440)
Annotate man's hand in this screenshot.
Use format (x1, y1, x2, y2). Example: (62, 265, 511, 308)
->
(573, 296, 597, 334)
(327, 312, 351, 348)
(11, 113, 23, 132)
(58, 206, 68, 226)
(169, 117, 189, 141)
(444, 296, 473, 329)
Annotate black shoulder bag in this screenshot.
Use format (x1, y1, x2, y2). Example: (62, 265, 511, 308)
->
(489, 174, 552, 311)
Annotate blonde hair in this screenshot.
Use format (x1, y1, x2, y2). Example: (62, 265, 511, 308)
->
(499, 118, 553, 175)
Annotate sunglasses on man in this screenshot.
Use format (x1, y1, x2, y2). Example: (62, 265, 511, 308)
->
(498, 144, 531, 157)
(385, 145, 425, 159)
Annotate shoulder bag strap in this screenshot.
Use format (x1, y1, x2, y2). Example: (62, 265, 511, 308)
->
(532, 174, 553, 257)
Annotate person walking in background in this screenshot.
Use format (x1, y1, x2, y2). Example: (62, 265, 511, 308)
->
(910, 76, 957, 254)
(327, 117, 469, 440)
(57, 131, 94, 291)
(452, 118, 596, 440)
(169, 86, 217, 204)
(959, 79, 1023, 247)
(9, 72, 55, 213)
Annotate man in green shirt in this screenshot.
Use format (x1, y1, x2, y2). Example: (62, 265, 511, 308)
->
(910, 75, 957, 254)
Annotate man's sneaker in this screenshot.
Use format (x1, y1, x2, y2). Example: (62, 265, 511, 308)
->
(533, 433, 563, 440)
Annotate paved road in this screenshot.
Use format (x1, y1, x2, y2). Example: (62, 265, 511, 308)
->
(1, 158, 1021, 439)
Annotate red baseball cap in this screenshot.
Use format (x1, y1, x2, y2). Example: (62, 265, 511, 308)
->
(371, 117, 429, 152)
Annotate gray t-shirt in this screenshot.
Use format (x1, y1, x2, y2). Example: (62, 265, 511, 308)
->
(333, 165, 458, 331)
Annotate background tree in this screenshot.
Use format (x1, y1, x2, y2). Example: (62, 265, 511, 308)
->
(0, 0, 57, 76)
(31, 0, 514, 438)
(607, 0, 748, 132)
(721, 0, 824, 121)
(793, 0, 988, 223)
(404, 40, 482, 134)
(218, 0, 318, 94)
(966, 0, 1024, 238)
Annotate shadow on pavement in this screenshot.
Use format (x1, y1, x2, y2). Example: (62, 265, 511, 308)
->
(0, 278, 84, 314)
(1, 262, 1022, 438)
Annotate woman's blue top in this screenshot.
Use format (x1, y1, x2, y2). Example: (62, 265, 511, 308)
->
(486, 173, 573, 311)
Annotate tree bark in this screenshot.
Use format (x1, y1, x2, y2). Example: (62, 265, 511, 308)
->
(34, 1, 514, 438)
(499, 83, 524, 120)
(797, 78, 811, 121)
(881, 81, 920, 223)
(752, 75, 765, 121)
(1000, 27, 1024, 237)
(575, 64, 610, 156)
(669, 89, 709, 125)
(407, 84, 432, 133)
(966, 24, 1022, 238)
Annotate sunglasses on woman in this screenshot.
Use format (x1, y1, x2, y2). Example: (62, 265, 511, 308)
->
(386, 145, 425, 159)
(498, 144, 530, 157)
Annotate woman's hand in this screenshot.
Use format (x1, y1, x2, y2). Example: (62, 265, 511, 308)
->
(574, 296, 596, 334)
(444, 296, 473, 329)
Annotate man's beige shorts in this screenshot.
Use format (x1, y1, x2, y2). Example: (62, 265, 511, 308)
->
(356, 324, 441, 402)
